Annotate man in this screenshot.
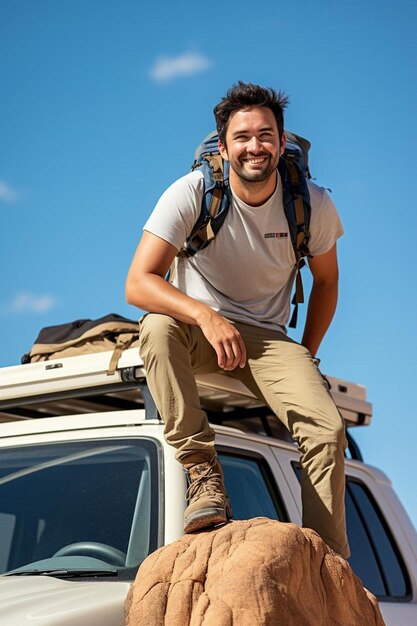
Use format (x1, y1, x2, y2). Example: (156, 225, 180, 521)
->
(126, 82, 349, 558)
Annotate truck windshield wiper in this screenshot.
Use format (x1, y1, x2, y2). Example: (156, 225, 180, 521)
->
(5, 568, 118, 579)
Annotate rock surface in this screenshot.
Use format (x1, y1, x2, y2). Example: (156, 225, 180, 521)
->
(125, 517, 385, 626)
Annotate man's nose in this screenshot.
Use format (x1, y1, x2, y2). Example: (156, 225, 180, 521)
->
(246, 136, 263, 152)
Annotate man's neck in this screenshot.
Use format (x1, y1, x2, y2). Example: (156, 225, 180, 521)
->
(229, 169, 277, 207)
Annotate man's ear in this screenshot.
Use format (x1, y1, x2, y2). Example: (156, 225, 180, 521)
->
(280, 133, 286, 156)
(218, 139, 229, 161)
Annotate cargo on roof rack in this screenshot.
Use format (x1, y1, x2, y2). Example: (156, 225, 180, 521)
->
(0, 348, 372, 427)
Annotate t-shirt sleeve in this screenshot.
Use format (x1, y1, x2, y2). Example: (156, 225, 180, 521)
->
(307, 183, 344, 257)
(143, 171, 204, 251)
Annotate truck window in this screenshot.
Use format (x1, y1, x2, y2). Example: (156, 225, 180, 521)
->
(219, 452, 289, 522)
(292, 463, 411, 600)
(0, 513, 15, 571)
(0, 438, 160, 580)
(346, 479, 411, 600)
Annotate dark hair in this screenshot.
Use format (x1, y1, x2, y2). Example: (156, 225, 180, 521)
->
(214, 81, 289, 145)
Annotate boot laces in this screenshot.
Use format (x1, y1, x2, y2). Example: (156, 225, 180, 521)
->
(185, 460, 222, 503)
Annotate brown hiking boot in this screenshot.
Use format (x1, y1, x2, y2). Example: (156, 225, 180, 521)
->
(184, 456, 232, 534)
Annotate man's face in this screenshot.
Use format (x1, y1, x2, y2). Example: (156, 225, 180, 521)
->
(218, 106, 285, 184)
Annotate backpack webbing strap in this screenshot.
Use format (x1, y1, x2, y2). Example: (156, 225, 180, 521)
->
(289, 265, 306, 328)
(204, 154, 224, 184)
(107, 332, 137, 376)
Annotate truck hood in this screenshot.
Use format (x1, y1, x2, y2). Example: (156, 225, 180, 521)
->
(0, 575, 130, 626)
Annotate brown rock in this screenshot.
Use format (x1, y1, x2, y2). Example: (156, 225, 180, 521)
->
(125, 517, 385, 626)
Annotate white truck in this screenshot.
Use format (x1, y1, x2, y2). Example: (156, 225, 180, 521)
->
(0, 348, 416, 625)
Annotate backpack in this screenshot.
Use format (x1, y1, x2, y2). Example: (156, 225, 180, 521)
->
(178, 130, 312, 328)
(21, 313, 140, 375)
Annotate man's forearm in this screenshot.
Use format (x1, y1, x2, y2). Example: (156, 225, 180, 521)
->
(126, 272, 214, 327)
(301, 280, 338, 357)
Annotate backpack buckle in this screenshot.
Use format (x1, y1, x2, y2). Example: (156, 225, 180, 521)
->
(181, 219, 216, 257)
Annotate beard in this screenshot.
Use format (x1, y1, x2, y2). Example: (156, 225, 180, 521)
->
(229, 153, 279, 183)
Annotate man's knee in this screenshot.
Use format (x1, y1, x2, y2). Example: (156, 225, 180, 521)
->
(294, 407, 347, 455)
(320, 412, 347, 451)
(138, 314, 188, 360)
(300, 427, 347, 469)
(324, 408, 348, 449)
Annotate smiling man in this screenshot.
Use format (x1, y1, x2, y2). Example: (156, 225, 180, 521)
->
(125, 82, 349, 558)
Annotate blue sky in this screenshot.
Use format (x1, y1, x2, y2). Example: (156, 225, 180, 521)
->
(1, 1, 416, 526)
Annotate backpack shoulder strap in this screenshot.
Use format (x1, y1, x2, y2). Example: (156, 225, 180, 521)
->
(278, 153, 312, 328)
(178, 155, 231, 258)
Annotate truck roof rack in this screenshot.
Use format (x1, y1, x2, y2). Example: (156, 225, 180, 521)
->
(0, 349, 372, 433)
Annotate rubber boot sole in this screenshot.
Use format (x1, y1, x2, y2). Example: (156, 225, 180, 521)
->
(184, 500, 233, 534)
(184, 507, 227, 534)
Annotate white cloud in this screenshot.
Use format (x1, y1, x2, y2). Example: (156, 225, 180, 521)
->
(2, 292, 57, 315)
(0, 180, 20, 202)
(150, 51, 212, 82)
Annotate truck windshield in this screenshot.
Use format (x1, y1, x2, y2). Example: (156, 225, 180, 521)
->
(0, 438, 160, 581)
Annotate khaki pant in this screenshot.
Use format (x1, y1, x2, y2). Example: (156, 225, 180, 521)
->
(138, 313, 350, 558)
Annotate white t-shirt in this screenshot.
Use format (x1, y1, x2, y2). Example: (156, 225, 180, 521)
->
(144, 169, 343, 332)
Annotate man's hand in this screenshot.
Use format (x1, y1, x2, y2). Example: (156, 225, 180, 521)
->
(198, 312, 247, 371)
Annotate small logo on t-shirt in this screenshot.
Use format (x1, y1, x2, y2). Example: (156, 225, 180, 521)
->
(264, 232, 288, 239)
